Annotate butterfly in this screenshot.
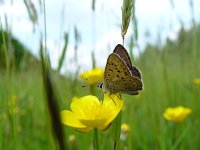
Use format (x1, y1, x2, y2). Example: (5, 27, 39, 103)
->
(101, 44, 143, 95)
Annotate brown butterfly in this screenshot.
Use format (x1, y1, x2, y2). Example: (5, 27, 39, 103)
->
(101, 44, 143, 95)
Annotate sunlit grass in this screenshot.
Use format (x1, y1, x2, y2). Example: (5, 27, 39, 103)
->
(1, 33, 200, 149)
(1, 0, 200, 149)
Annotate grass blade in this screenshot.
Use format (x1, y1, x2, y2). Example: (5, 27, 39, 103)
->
(57, 32, 69, 72)
(40, 41, 67, 150)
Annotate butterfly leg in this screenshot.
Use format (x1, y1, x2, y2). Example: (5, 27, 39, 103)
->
(108, 93, 122, 105)
(107, 93, 116, 105)
(116, 93, 122, 100)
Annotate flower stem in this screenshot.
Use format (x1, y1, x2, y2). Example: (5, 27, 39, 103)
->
(170, 124, 190, 150)
(93, 128, 100, 150)
(113, 111, 122, 150)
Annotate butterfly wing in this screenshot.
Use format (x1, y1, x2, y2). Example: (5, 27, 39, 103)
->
(104, 53, 143, 95)
(109, 76, 143, 95)
(113, 44, 132, 69)
(113, 44, 142, 79)
(130, 66, 142, 79)
(103, 53, 132, 94)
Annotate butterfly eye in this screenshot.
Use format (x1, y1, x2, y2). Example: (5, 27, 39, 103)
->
(97, 83, 103, 89)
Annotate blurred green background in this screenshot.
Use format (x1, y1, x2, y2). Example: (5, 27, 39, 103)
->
(0, 0, 200, 149)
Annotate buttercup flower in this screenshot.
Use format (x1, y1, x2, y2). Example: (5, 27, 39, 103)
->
(80, 68, 103, 85)
(193, 78, 200, 85)
(61, 93, 123, 132)
(163, 106, 192, 123)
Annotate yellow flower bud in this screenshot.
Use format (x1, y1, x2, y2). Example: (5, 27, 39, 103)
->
(80, 68, 103, 85)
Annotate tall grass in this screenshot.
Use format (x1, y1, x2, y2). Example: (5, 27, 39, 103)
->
(0, 0, 200, 149)
(1, 25, 200, 149)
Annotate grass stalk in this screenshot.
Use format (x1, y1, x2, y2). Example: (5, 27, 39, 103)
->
(0, 18, 8, 70)
(41, 0, 66, 149)
(170, 125, 190, 150)
(57, 32, 69, 72)
(23, 0, 38, 24)
(42, 0, 47, 55)
(1, 16, 18, 147)
(121, 0, 134, 44)
(40, 41, 66, 150)
(93, 128, 100, 150)
(113, 111, 122, 150)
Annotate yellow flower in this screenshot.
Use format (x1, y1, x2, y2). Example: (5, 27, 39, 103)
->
(121, 123, 130, 134)
(120, 123, 130, 141)
(193, 78, 200, 85)
(61, 93, 123, 132)
(80, 68, 104, 85)
(163, 106, 192, 123)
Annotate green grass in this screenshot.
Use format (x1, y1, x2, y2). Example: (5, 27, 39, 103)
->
(1, 14, 200, 150)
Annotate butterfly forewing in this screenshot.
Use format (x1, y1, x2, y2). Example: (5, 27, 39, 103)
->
(113, 44, 142, 79)
(113, 44, 132, 69)
(104, 53, 132, 93)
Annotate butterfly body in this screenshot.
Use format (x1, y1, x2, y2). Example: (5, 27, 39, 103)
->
(103, 44, 143, 95)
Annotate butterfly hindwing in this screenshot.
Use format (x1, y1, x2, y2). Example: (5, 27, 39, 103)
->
(108, 75, 143, 95)
(130, 66, 142, 79)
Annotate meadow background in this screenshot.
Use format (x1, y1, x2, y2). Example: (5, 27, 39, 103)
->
(0, 0, 200, 149)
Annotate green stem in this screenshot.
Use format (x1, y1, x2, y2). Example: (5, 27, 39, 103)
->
(93, 128, 100, 150)
(1, 16, 17, 146)
(170, 124, 190, 150)
(113, 111, 122, 150)
(0, 19, 8, 70)
(171, 123, 176, 148)
(10, 97, 17, 137)
(42, 0, 47, 55)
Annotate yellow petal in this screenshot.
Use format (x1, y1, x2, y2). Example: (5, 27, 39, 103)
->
(60, 110, 86, 128)
(100, 94, 124, 127)
(163, 106, 192, 123)
(80, 68, 104, 85)
(70, 95, 100, 119)
(61, 93, 124, 132)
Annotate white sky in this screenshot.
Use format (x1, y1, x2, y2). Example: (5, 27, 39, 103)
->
(0, 0, 199, 73)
